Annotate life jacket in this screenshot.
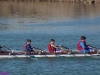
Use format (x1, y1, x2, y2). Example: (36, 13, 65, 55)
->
(77, 41, 85, 51)
(48, 44, 56, 53)
(24, 44, 27, 51)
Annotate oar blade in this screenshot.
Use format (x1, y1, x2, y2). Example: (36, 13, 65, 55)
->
(29, 55, 38, 60)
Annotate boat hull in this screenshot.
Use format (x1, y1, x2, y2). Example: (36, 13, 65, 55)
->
(0, 53, 100, 58)
(0, 50, 99, 58)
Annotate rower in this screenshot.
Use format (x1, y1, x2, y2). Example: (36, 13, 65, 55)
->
(77, 36, 94, 53)
(48, 39, 67, 53)
(24, 39, 34, 53)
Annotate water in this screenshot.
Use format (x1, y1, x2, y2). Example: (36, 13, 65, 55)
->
(0, 57, 100, 75)
(0, 1, 100, 75)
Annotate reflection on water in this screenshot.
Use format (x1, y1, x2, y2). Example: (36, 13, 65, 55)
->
(0, 1, 100, 20)
(0, 1, 100, 31)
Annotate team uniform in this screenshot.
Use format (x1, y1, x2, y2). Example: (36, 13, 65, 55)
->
(77, 40, 89, 53)
(24, 44, 34, 52)
(77, 40, 94, 53)
(48, 44, 61, 53)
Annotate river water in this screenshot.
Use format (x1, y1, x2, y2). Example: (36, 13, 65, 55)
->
(0, 1, 100, 75)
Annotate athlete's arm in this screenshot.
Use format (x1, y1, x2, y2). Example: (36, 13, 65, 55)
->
(51, 44, 58, 49)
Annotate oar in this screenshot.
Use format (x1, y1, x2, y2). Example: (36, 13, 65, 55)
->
(58, 45, 72, 52)
(24, 47, 38, 60)
(32, 47, 44, 54)
(29, 55, 38, 60)
(24, 51, 38, 60)
(1, 46, 13, 55)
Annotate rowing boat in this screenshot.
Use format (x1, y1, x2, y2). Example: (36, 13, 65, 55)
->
(0, 50, 100, 58)
(0, 46, 100, 58)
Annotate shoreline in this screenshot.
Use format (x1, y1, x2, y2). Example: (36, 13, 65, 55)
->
(0, 0, 100, 4)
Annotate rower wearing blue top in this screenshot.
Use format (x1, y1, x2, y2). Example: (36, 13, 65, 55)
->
(77, 36, 89, 53)
(24, 39, 34, 52)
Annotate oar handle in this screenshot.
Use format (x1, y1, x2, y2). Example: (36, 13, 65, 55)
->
(32, 47, 44, 55)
